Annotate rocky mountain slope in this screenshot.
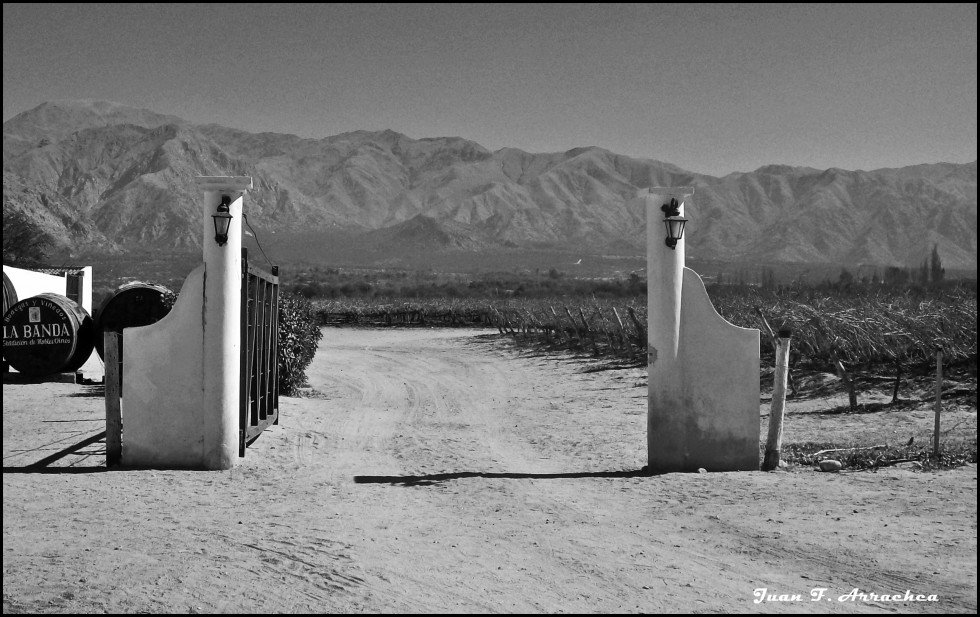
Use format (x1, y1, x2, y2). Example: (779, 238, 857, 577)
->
(3, 100, 976, 270)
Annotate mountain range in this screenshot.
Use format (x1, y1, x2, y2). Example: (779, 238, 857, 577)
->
(3, 100, 977, 271)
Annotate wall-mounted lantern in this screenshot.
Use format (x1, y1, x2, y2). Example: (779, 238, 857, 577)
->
(212, 194, 233, 246)
(661, 197, 688, 250)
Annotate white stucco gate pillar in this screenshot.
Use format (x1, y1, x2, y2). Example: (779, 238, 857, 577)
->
(198, 176, 252, 469)
(646, 187, 761, 472)
(121, 176, 252, 470)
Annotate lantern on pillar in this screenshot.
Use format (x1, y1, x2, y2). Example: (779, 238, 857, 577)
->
(211, 194, 233, 246)
(660, 198, 688, 250)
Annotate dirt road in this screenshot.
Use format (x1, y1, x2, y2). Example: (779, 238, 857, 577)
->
(3, 328, 976, 613)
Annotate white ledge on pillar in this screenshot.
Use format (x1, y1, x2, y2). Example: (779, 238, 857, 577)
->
(195, 176, 253, 191)
(649, 186, 695, 196)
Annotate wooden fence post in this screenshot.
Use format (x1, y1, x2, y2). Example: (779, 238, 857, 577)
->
(627, 307, 645, 352)
(577, 307, 598, 354)
(489, 305, 503, 334)
(934, 347, 943, 457)
(593, 307, 615, 353)
(762, 329, 792, 471)
(612, 307, 633, 359)
(104, 331, 122, 467)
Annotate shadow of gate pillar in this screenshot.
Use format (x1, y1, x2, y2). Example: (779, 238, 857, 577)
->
(121, 176, 253, 470)
(645, 187, 760, 472)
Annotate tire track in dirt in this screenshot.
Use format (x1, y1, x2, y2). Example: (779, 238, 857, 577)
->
(295, 328, 666, 612)
(289, 329, 628, 611)
(288, 329, 529, 611)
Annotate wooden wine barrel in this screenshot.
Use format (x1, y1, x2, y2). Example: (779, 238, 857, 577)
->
(2, 271, 17, 318)
(2, 293, 96, 377)
(94, 282, 173, 360)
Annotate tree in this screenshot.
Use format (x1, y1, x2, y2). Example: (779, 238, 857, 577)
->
(917, 258, 930, 285)
(883, 266, 910, 287)
(929, 244, 945, 285)
(2, 208, 53, 266)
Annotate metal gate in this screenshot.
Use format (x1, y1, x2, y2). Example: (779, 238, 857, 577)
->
(239, 248, 280, 456)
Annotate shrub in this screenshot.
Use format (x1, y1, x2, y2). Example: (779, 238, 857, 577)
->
(2, 207, 54, 266)
(277, 291, 323, 395)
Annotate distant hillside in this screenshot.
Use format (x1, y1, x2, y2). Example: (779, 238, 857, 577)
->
(2, 99, 186, 160)
(3, 99, 976, 271)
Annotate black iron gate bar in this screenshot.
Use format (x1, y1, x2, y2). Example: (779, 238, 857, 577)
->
(239, 247, 280, 456)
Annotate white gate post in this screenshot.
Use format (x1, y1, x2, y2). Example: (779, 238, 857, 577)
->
(646, 188, 688, 367)
(196, 176, 252, 469)
(646, 187, 693, 470)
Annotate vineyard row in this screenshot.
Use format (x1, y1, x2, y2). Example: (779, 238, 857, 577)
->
(311, 287, 978, 371)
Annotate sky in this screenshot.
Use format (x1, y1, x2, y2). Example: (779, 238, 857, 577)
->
(2, 3, 977, 177)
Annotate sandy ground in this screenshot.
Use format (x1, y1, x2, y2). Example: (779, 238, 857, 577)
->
(3, 327, 976, 614)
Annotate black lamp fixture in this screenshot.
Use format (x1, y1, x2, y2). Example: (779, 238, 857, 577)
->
(212, 194, 233, 246)
(660, 197, 688, 250)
